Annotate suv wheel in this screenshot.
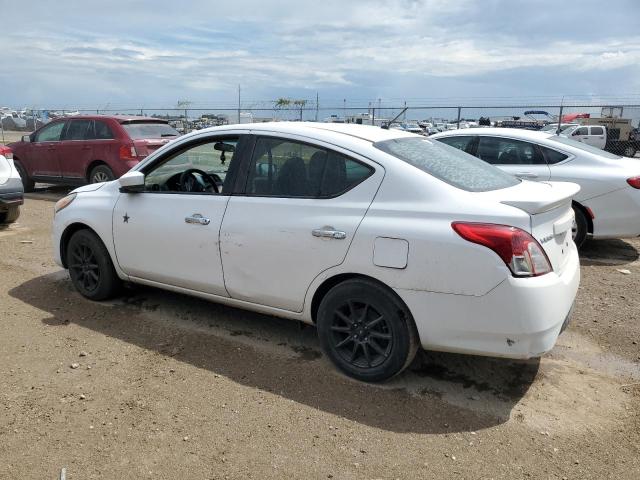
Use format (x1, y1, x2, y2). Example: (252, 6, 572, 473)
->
(0, 206, 20, 224)
(67, 229, 122, 300)
(14, 159, 35, 192)
(317, 278, 419, 382)
(89, 165, 114, 183)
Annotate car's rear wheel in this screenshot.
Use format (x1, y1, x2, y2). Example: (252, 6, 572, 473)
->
(89, 165, 114, 184)
(317, 278, 419, 382)
(572, 206, 588, 248)
(0, 206, 20, 224)
(67, 229, 121, 300)
(14, 159, 35, 192)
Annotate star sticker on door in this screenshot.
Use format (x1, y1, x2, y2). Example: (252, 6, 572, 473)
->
(123, 213, 130, 223)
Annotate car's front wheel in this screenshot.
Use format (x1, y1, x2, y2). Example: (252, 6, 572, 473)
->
(0, 205, 20, 224)
(67, 229, 121, 300)
(317, 278, 419, 382)
(89, 165, 114, 184)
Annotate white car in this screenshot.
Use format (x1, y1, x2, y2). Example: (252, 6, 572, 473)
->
(431, 128, 640, 247)
(0, 144, 23, 224)
(52, 123, 579, 382)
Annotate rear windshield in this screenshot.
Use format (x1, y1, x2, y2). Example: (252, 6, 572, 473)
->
(122, 122, 179, 140)
(549, 135, 622, 159)
(374, 137, 520, 192)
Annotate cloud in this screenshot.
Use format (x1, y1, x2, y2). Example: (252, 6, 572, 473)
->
(1, 0, 639, 106)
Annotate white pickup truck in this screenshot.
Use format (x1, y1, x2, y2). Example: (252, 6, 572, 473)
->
(562, 125, 607, 150)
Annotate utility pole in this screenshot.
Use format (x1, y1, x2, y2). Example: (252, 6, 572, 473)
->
(556, 96, 565, 135)
(237, 85, 241, 124)
(457, 106, 462, 128)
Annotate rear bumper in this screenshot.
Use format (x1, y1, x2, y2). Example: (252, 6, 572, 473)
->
(395, 246, 580, 359)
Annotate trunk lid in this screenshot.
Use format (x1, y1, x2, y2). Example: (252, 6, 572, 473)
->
(482, 180, 581, 273)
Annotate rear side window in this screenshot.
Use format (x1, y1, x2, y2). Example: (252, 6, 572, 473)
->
(477, 137, 545, 165)
(436, 136, 476, 154)
(590, 126, 604, 135)
(93, 120, 114, 139)
(374, 137, 519, 192)
(64, 119, 92, 140)
(539, 145, 568, 164)
(246, 137, 373, 198)
(122, 122, 179, 139)
(35, 121, 65, 142)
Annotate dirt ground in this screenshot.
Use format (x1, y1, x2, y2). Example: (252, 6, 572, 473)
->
(0, 191, 639, 479)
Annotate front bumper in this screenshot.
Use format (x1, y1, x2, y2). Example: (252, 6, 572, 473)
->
(395, 246, 580, 359)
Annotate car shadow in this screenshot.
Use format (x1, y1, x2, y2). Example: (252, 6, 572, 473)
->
(9, 272, 541, 435)
(580, 238, 639, 266)
(24, 185, 73, 202)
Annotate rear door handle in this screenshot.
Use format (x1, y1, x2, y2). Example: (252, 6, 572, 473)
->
(312, 227, 346, 239)
(82, 145, 91, 150)
(515, 172, 538, 179)
(185, 213, 210, 225)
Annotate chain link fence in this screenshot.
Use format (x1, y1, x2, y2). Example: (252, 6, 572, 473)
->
(2, 102, 639, 157)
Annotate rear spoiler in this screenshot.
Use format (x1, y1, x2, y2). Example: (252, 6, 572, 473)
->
(500, 181, 581, 215)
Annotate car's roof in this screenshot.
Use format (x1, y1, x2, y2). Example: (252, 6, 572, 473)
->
(432, 127, 555, 141)
(198, 121, 416, 143)
(49, 114, 167, 123)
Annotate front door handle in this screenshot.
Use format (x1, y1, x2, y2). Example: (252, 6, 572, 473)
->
(185, 213, 210, 225)
(515, 172, 538, 179)
(312, 226, 346, 240)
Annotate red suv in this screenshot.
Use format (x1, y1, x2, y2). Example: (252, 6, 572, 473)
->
(9, 115, 179, 190)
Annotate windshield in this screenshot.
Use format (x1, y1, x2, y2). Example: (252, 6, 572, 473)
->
(374, 137, 520, 192)
(549, 135, 622, 159)
(122, 122, 179, 139)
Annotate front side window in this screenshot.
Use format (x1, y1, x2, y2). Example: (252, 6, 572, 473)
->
(436, 136, 476, 154)
(374, 137, 519, 192)
(35, 121, 65, 142)
(143, 137, 239, 194)
(574, 127, 589, 136)
(246, 137, 373, 197)
(64, 119, 92, 141)
(477, 137, 545, 165)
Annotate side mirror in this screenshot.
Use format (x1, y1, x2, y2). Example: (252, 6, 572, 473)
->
(22, 135, 31, 143)
(118, 170, 145, 193)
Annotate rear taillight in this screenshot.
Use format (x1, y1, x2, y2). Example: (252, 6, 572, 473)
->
(627, 177, 640, 189)
(452, 222, 552, 277)
(119, 144, 138, 161)
(0, 145, 13, 160)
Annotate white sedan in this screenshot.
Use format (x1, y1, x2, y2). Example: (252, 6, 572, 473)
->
(52, 123, 579, 382)
(432, 128, 640, 247)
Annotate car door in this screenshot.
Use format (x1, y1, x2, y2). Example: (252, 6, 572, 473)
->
(112, 133, 246, 295)
(58, 118, 94, 181)
(220, 134, 382, 312)
(587, 126, 607, 149)
(476, 135, 551, 181)
(29, 120, 66, 177)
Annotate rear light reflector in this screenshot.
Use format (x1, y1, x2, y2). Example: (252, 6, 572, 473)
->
(119, 144, 138, 161)
(452, 222, 552, 277)
(0, 145, 13, 160)
(627, 177, 640, 189)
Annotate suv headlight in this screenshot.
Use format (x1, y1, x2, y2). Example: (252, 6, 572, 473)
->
(54, 193, 77, 214)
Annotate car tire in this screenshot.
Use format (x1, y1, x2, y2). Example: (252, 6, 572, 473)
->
(623, 145, 637, 158)
(317, 278, 419, 382)
(14, 159, 35, 192)
(0, 205, 20, 224)
(572, 206, 588, 249)
(89, 165, 114, 184)
(67, 229, 122, 301)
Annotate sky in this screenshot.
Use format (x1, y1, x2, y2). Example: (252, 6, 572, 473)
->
(1, 0, 640, 112)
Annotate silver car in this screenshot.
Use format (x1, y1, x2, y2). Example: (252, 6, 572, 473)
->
(0, 145, 23, 224)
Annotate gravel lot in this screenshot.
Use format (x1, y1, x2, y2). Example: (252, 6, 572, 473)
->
(1, 192, 639, 479)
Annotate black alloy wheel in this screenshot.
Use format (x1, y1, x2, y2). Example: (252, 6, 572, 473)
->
(317, 278, 418, 382)
(69, 241, 101, 294)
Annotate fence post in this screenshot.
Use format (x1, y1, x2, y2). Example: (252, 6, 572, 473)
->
(457, 106, 462, 128)
(372, 108, 375, 126)
(556, 104, 564, 135)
